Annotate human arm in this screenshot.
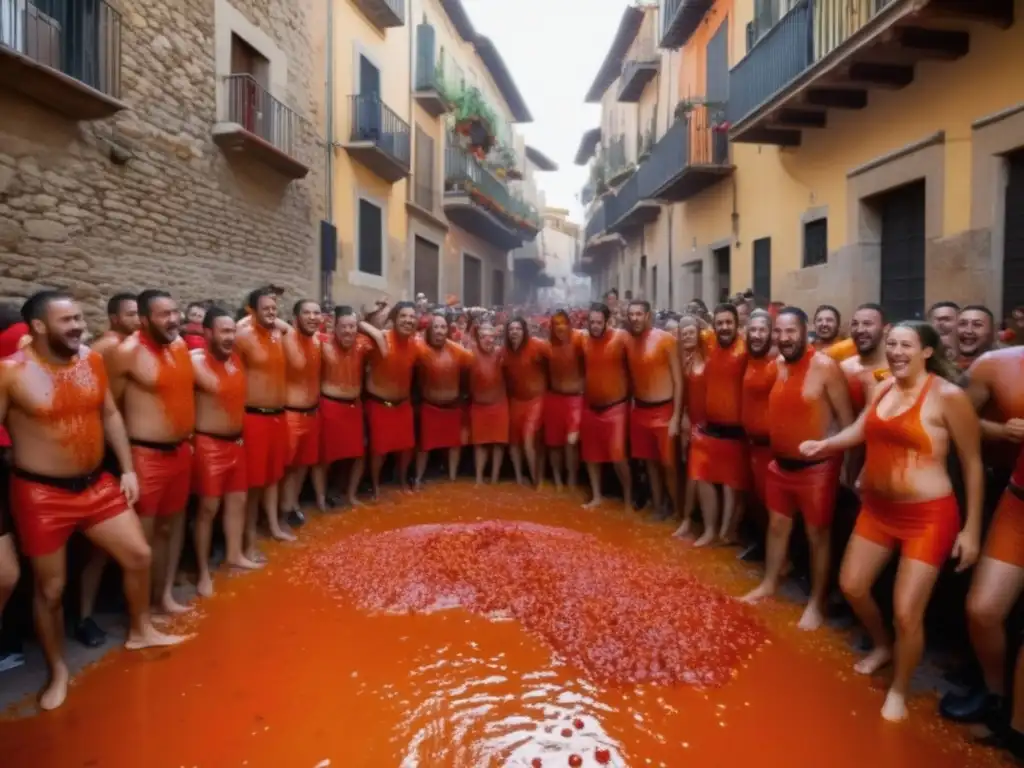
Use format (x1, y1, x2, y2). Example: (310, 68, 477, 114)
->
(280, 322, 305, 371)
(667, 337, 684, 438)
(944, 385, 983, 571)
(358, 321, 387, 356)
(823, 359, 855, 430)
(105, 341, 131, 402)
(190, 351, 219, 394)
(102, 387, 138, 504)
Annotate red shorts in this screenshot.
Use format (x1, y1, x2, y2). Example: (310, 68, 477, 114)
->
(133, 442, 192, 518)
(855, 493, 960, 567)
(748, 440, 772, 504)
(366, 398, 415, 456)
(285, 407, 320, 467)
(688, 425, 749, 490)
(320, 396, 365, 463)
(630, 401, 675, 465)
(419, 402, 465, 451)
(543, 393, 583, 447)
(765, 457, 840, 529)
(509, 396, 544, 445)
(10, 470, 127, 558)
(244, 409, 288, 488)
(470, 401, 509, 445)
(984, 487, 1024, 568)
(580, 401, 628, 464)
(0, 426, 9, 449)
(192, 433, 247, 498)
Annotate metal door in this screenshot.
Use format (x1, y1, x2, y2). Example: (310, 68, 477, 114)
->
(1002, 150, 1024, 315)
(753, 237, 771, 302)
(879, 180, 926, 321)
(414, 236, 440, 304)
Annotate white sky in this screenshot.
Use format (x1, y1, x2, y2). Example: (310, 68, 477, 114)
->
(461, 0, 628, 225)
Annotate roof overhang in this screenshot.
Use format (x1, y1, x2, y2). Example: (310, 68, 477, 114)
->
(584, 5, 645, 103)
(574, 127, 602, 165)
(525, 145, 558, 171)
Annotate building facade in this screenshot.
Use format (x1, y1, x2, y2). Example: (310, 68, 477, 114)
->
(579, 0, 1024, 322)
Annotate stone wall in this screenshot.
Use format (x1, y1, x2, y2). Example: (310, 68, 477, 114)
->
(0, 0, 325, 328)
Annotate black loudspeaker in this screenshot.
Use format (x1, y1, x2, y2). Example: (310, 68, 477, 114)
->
(320, 220, 338, 272)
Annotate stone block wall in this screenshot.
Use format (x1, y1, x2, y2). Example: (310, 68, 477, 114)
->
(0, 0, 325, 327)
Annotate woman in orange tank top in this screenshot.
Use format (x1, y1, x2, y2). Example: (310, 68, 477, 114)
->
(673, 316, 707, 539)
(801, 321, 982, 723)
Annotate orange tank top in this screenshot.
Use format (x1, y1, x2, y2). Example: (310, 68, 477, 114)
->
(862, 376, 936, 491)
(685, 362, 707, 427)
(845, 370, 866, 414)
(704, 337, 747, 425)
(768, 349, 828, 459)
(742, 357, 777, 440)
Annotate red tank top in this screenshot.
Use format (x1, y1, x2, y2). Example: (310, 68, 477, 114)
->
(862, 375, 935, 491)
(685, 363, 707, 427)
(768, 349, 828, 459)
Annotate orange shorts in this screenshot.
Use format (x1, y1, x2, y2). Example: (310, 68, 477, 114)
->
(419, 402, 465, 452)
(192, 433, 247, 498)
(854, 493, 960, 567)
(765, 457, 840, 529)
(366, 398, 415, 456)
(320, 396, 364, 463)
(983, 486, 1024, 568)
(748, 439, 772, 504)
(688, 424, 749, 490)
(470, 401, 509, 446)
(285, 407, 320, 467)
(543, 393, 583, 448)
(630, 401, 675, 465)
(244, 409, 288, 488)
(509, 396, 544, 445)
(132, 441, 192, 518)
(10, 468, 127, 557)
(580, 401, 628, 464)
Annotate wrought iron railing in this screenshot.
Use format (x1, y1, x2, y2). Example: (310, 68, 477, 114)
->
(584, 201, 607, 243)
(605, 134, 630, 180)
(224, 74, 299, 157)
(814, 0, 896, 58)
(349, 93, 411, 168)
(445, 144, 541, 230)
(0, 0, 122, 97)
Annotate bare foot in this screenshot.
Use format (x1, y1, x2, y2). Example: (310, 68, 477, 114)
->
(158, 594, 190, 615)
(739, 582, 774, 604)
(672, 519, 693, 539)
(125, 625, 191, 651)
(797, 603, 825, 631)
(271, 528, 297, 543)
(854, 646, 893, 676)
(347, 497, 363, 508)
(39, 662, 70, 711)
(413, 480, 424, 492)
(582, 497, 602, 510)
(196, 574, 214, 598)
(227, 555, 263, 571)
(692, 530, 716, 548)
(880, 689, 908, 722)
(245, 548, 268, 564)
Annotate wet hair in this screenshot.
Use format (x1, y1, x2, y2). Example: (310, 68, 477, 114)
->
(627, 299, 651, 313)
(136, 289, 172, 319)
(21, 289, 73, 325)
(678, 314, 700, 328)
(748, 308, 772, 325)
(235, 306, 248, 321)
(589, 302, 611, 321)
(107, 292, 137, 317)
(893, 321, 959, 381)
(928, 300, 960, 316)
(505, 316, 528, 349)
(690, 299, 708, 311)
(855, 302, 886, 322)
(390, 300, 415, 321)
(334, 304, 357, 320)
(777, 306, 809, 327)
(814, 304, 840, 323)
(293, 299, 319, 316)
(202, 305, 232, 330)
(712, 302, 739, 321)
(960, 304, 995, 323)
(186, 301, 205, 314)
(552, 308, 571, 324)
(247, 286, 277, 311)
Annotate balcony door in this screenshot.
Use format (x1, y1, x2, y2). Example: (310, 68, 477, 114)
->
(1003, 150, 1024, 316)
(462, 253, 482, 307)
(414, 236, 440, 304)
(358, 54, 382, 141)
(492, 268, 505, 306)
(231, 34, 270, 139)
(878, 181, 926, 321)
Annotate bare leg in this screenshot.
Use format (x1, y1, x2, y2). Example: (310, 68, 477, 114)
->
(720, 488, 743, 543)
(263, 483, 294, 541)
(583, 461, 603, 509)
(965, 557, 1024, 696)
(29, 549, 69, 710)
(78, 547, 107, 623)
(414, 450, 429, 488)
(222, 491, 259, 569)
(525, 438, 541, 487)
(285, 465, 311, 514)
(142, 515, 185, 614)
(612, 461, 632, 513)
(693, 482, 720, 547)
(645, 460, 664, 514)
(740, 510, 792, 602)
(510, 446, 525, 485)
(549, 447, 565, 490)
(397, 450, 413, 490)
(370, 453, 385, 499)
(566, 441, 579, 490)
(161, 511, 188, 613)
(674, 475, 698, 538)
(244, 489, 261, 561)
(799, 522, 831, 631)
(0, 534, 18, 615)
(447, 446, 461, 481)
(193, 497, 220, 598)
(885, 557, 942, 721)
(474, 445, 487, 485)
(662, 461, 679, 520)
(311, 464, 328, 511)
(838, 534, 895, 675)
(490, 445, 505, 484)
(346, 457, 365, 506)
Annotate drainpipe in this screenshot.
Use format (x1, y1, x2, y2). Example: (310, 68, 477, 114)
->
(665, 45, 675, 310)
(324, 0, 335, 303)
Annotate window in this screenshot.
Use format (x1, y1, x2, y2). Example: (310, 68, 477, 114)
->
(753, 237, 771, 301)
(492, 269, 505, 306)
(462, 253, 482, 307)
(802, 218, 828, 267)
(358, 198, 384, 276)
(414, 126, 435, 210)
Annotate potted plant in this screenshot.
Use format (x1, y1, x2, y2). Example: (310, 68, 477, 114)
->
(451, 86, 498, 154)
(674, 97, 705, 123)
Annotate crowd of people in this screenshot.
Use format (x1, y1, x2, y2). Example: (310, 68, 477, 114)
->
(0, 283, 1022, 757)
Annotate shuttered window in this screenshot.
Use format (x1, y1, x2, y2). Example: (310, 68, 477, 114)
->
(414, 236, 439, 303)
(753, 237, 771, 301)
(463, 253, 482, 307)
(802, 218, 827, 267)
(492, 269, 505, 306)
(358, 198, 383, 276)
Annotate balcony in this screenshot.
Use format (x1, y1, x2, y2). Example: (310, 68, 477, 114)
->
(660, 0, 714, 50)
(618, 32, 659, 102)
(0, 0, 125, 120)
(604, 162, 660, 236)
(414, 23, 451, 117)
(343, 94, 411, 183)
(646, 104, 732, 202)
(213, 74, 308, 179)
(727, 0, 1010, 147)
(444, 144, 541, 251)
(351, 0, 404, 31)
(605, 134, 633, 187)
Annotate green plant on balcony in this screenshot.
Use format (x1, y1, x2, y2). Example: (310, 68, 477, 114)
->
(487, 143, 520, 181)
(673, 97, 706, 122)
(450, 86, 498, 154)
(590, 156, 608, 196)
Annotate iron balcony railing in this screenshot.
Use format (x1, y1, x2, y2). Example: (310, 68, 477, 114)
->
(224, 74, 299, 157)
(729, 0, 897, 127)
(445, 144, 542, 230)
(584, 201, 607, 243)
(0, 0, 122, 97)
(646, 104, 728, 191)
(605, 134, 630, 179)
(620, 22, 658, 85)
(349, 93, 412, 169)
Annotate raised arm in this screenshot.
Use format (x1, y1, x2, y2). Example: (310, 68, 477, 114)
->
(358, 321, 387, 355)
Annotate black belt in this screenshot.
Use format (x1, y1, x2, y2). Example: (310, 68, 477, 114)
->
(700, 422, 746, 440)
(423, 399, 462, 409)
(284, 405, 318, 415)
(1010, 483, 1024, 503)
(365, 392, 408, 407)
(774, 456, 828, 472)
(322, 393, 360, 404)
(749, 433, 770, 447)
(633, 398, 673, 409)
(195, 430, 243, 443)
(588, 397, 628, 414)
(245, 406, 284, 416)
(12, 465, 105, 493)
(130, 438, 185, 453)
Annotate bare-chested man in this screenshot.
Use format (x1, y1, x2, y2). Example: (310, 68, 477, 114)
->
(2, 291, 183, 710)
(280, 299, 322, 527)
(76, 291, 140, 648)
(742, 307, 854, 632)
(812, 304, 842, 351)
(840, 303, 890, 415)
(956, 305, 998, 372)
(504, 317, 550, 487)
(929, 301, 960, 362)
(545, 309, 585, 491)
(580, 303, 631, 509)
(109, 289, 195, 615)
(415, 313, 472, 487)
(365, 301, 423, 496)
(624, 300, 682, 518)
(468, 323, 508, 485)
(313, 306, 385, 508)
(740, 310, 777, 523)
(191, 307, 259, 598)
(235, 287, 293, 553)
